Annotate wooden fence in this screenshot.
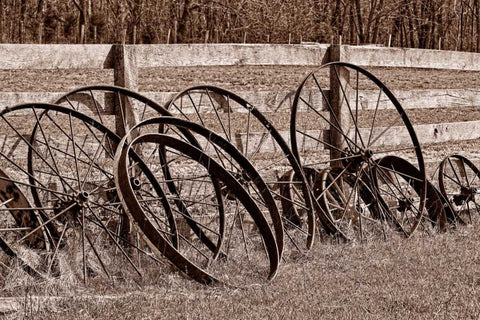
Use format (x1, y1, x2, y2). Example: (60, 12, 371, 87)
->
(1, 43, 480, 151)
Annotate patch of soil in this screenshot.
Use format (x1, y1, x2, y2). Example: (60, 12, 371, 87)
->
(1, 66, 479, 92)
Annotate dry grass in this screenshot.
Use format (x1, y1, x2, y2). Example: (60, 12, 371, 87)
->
(1, 221, 480, 319)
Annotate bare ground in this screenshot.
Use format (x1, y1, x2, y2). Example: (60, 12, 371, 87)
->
(1, 66, 480, 92)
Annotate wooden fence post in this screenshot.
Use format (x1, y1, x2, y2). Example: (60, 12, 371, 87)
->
(113, 44, 139, 138)
(329, 44, 351, 167)
(112, 44, 139, 237)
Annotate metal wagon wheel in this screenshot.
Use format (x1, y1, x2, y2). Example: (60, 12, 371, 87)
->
(290, 62, 426, 238)
(118, 116, 281, 259)
(164, 85, 315, 256)
(115, 133, 279, 287)
(373, 156, 447, 235)
(1, 103, 169, 284)
(313, 166, 387, 242)
(438, 154, 480, 224)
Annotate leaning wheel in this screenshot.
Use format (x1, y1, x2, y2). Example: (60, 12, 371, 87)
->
(290, 62, 426, 237)
(2, 103, 168, 285)
(373, 156, 446, 235)
(164, 85, 315, 256)
(118, 116, 282, 261)
(115, 133, 279, 287)
(313, 166, 386, 242)
(438, 154, 480, 224)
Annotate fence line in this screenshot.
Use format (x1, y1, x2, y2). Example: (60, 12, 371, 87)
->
(3, 43, 480, 70)
(1, 43, 480, 149)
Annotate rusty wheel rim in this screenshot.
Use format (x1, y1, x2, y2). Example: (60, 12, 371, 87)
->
(1, 103, 169, 284)
(290, 62, 426, 238)
(54, 85, 172, 135)
(119, 116, 282, 259)
(438, 154, 480, 225)
(165, 85, 314, 256)
(115, 133, 279, 287)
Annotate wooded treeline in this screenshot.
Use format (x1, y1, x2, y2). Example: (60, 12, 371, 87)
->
(0, 0, 479, 51)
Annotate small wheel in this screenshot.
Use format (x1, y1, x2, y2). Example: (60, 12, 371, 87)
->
(165, 85, 315, 255)
(290, 62, 426, 237)
(2, 103, 167, 284)
(115, 133, 279, 287)
(373, 156, 446, 235)
(438, 154, 480, 224)
(313, 166, 386, 241)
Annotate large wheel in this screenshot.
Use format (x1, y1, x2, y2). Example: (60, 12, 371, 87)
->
(164, 85, 315, 256)
(117, 116, 282, 259)
(1, 103, 167, 285)
(438, 154, 480, 224)
(290, 62, 426, 238)
(114, 133, 279, 287)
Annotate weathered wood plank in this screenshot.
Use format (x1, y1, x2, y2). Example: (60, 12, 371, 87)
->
(134, 44, 330, 67)
(340, 45, 480, 71)
(237, 121, 480, 153)
(0, 44, 113, 69)
(358, 121, 480, 146)
(2, 44, 480, 71)
(1, 88, 479, 113)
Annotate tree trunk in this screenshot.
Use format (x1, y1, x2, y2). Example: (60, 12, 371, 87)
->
(0, 0, 4, 42)
(476, 0, 480, 51)
(177, 0, 193, 43)
(354, 0, 365, 43)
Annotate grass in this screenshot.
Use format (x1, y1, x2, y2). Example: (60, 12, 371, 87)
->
(3, 221, 480, 319)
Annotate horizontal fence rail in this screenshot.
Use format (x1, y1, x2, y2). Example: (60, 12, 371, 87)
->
(1, 43, 480, 154)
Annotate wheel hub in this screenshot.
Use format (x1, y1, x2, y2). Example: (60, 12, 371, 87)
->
(130, 177, 142, 191)
(453, 186, 477, 205)
(398, 197, 414, 213)
(343, 148, 374, 172)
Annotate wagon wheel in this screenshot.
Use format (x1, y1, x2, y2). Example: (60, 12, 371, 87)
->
(277, 167, 319, 232)
(115, 133, 279, 287)
(290, 62, 426, 238)
(164, 85, 314, 257)
(1, 103, 169, 285)
(438, 154, 480, 224)
(117, 116, 281, 259)
(56, 86, 284, 260)
(313, 166, 387, 242)
(373, 156, 447, 235)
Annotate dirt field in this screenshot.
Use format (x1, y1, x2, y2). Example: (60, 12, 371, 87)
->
(1, 64, 480, 319)
(1, 66, 480, 92)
